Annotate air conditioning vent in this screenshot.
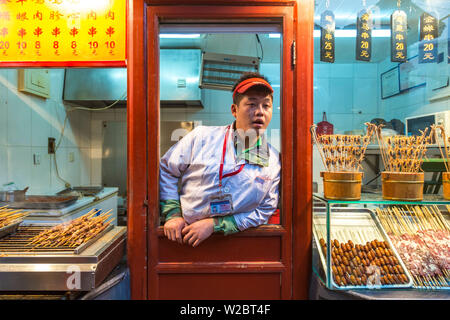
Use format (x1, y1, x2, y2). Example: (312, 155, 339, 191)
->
(200, 52, 260, 91)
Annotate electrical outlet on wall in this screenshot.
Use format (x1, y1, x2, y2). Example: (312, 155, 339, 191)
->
(68, 152, 75, 163)
(33, 153, 41, 165)
(48, 137, 55, 154)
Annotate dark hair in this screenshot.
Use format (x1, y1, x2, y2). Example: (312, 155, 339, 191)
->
(232, 72, 272, 105)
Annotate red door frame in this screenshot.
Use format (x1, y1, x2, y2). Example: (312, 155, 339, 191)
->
(126, 0, 313, 300)
(126, 0, 148, 300)
(293, 0, 314, 299)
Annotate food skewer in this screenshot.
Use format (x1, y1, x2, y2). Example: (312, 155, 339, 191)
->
(311, 123, 377, 173)
(376, 205, 450, 289)
(0, 207, 28, 228)
(27, 209, 113, 250)
(376, 127, 432, 173)
(434, 125, 449, 172)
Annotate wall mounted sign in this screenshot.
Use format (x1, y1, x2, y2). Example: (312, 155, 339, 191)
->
(418, 12, 438, 64)
(390, 10, 407, 62)
(0, 0, 126, 67)
(356, 9, 372, 62)
(320, 10, 335, 63)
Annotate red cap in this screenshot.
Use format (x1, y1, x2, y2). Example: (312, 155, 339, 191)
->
(233, 77, 273, 100)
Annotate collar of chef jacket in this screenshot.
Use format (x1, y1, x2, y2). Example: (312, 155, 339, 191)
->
(231, 122, 270, 167)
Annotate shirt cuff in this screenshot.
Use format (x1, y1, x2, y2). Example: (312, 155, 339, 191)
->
(160, 199, 182, 222)
(213, 216, 240, 235)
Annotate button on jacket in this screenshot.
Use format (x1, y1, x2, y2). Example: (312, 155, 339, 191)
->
(159, 123, 281, 234)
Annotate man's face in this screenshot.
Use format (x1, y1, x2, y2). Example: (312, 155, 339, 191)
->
(231, 88, 273, 136)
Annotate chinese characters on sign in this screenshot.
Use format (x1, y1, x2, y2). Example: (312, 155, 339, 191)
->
(320, 10, 335, 63)
(0, 0, 126, 66)
(418, 12, 438, 64)
(390, 10, 407, 62)
(356, 9, 372, 62)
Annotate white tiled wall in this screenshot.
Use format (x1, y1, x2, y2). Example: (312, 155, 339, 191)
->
(313, 62, 380, 134)
(313, 61, 381, 186)
(90, 109, 126, 186)
(0, 69, 93, 195)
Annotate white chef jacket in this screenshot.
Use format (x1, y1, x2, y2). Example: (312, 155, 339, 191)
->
(159, 124, 281, 231)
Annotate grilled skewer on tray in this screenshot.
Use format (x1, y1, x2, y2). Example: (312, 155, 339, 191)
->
(27, 209, 113, 249)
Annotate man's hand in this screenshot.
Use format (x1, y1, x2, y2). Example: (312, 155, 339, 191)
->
(163, 217, 186, 244)
(182, 218, 214, 247)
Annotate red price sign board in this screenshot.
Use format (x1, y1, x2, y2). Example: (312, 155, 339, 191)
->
(0, 0, 126, 67)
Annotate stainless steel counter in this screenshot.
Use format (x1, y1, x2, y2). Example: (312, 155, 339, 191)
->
(0, 226, 126, 291)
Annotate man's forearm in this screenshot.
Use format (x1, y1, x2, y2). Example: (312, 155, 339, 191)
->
(160, 199, 182, 222)
(213, 216, 240, 235)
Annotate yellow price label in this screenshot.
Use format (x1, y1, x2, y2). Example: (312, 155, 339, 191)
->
(0, 0, 126, 66)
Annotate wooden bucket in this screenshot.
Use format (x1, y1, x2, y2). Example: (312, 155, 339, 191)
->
(381, 172, 424, 201)
(320, 171, 363, 200)
(443, 172, 450, 200)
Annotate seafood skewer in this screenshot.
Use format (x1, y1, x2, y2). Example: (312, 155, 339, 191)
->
(375, 126, 432, 173)
(311, 122, 377, 173)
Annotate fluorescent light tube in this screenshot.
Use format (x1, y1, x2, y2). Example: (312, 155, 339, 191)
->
(159, 34, 201, 39)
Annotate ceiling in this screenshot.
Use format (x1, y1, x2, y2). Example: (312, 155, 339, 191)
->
(160, 33, 282, 64)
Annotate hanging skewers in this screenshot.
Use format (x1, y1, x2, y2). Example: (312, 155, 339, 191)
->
(311, 122, 377, 172)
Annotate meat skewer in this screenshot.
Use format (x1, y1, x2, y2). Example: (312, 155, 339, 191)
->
(375, 205, 450, 289)
(0, 207, 28, 228)
(27, 209, 113, 249)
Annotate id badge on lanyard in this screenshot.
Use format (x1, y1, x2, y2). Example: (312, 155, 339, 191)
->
(209, 193, 233, 216)
(209, 126, 245, 217)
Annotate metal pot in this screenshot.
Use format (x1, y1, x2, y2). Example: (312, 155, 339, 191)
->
(0, 187, 28, 202)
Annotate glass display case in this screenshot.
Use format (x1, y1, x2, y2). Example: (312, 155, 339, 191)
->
(312, 193, 450, 295)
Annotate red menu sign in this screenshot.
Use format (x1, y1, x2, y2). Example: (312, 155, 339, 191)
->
(0, 0, 126, 67)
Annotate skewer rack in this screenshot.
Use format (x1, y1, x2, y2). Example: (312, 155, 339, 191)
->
(0, 224, 114, 255)
(0, 225, 126, 291)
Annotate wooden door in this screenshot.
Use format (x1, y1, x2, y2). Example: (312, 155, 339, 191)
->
(127, 0, 314, 300)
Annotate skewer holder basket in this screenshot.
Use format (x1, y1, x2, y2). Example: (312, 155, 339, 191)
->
(381, 172, 424, 201)
(320, 171, 363, 200)
(443, 172, 450, 200)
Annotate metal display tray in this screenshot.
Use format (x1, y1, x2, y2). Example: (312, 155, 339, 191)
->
(0, 196, 78, 209)
(0, 226, 127, 291)
(57, 186, 104, 197)
(313, 207, 414, 290)
(0, 220, 22, 239)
